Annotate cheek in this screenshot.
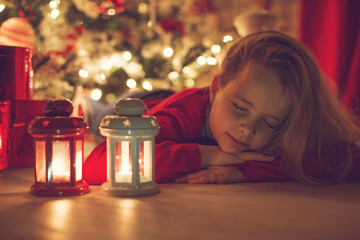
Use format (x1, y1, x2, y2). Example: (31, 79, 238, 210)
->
(209, 102, 232, 133)
(253, 130, 274, 148)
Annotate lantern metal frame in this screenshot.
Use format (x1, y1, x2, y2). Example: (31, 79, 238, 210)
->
(28, 99, 90, 197)
(100, 98, 160, 197)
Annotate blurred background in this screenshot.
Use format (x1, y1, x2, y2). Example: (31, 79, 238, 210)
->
(0, 0, 358, 113)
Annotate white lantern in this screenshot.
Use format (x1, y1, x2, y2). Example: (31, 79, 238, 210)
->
(100, 98, 160, 196)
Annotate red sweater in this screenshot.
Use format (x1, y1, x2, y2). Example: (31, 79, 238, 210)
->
(83, 88, 291, 185)
(83, 88, 360, 184)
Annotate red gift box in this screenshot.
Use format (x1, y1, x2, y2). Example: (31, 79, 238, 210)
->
(0, 46, 32, 100)
(0, 100, 45, 169)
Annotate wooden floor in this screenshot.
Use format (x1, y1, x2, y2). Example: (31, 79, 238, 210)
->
(1, 167, 360, 240)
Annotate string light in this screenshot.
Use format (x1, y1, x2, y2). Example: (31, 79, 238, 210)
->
(138, 3, 148, 14)
(0, 4, 6, 12)
(182, 66, 197, 78)
(90, 88, 102, 101)
(184, 79, 195, 88)
(182, 66, 191, 74)
(50, 9, 60, 19)
(223, 35, 233, 43)
(163, 47, 174, 58)
(168, 71, 179, 79)
(197, 56, 206, 65)
(95, 72, 106, 84)
(122, 51, 132, 61)
(110, 53, 123, 67)
(78, 69, 89, 78)
(126, 78, 137, 89)
(142, 80, 153, 91)
(101, 58, 112, 70)
(172, 58, 181, 67)
(78, 49, 88, 57)
(211, 44, 221, 54)
(206, 56, 217, 65)
(105, 93, 116, 103)
(49, 1, 58, 8)
(107, 9, 116, 16)
(170, 78, 180, 86)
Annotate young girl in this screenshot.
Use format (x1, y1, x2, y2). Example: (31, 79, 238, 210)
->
(83, 31, 360, 185)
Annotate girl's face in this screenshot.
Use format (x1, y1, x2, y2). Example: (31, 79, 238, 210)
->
(208, 63, 291, 153)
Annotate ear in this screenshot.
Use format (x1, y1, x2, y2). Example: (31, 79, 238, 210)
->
(209, 75, 220, 103)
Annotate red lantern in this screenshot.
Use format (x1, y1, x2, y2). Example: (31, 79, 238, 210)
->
(28, 99, 89, 196)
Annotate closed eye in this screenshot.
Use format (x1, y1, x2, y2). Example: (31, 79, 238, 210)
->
(264, 119, 277, 129)
(233, 103, 248, 112)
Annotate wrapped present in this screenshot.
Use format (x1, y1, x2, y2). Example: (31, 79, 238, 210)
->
(0, 100, 45, 169)
(0, 45, 32, 100)
(0, 45, 45, 169)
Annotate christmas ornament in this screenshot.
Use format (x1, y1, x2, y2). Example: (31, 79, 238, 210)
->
(0, 17, 35, 49)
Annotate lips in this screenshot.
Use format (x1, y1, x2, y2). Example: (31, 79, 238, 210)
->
(227, 133, 250, 148)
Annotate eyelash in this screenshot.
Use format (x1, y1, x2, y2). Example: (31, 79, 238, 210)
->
(233, 103, 247, 112)
(264, 120, 276, 129)
(233, 103, 277, 129)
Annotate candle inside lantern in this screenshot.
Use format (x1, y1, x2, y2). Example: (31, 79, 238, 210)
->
(115, 141, 132, 182)
(51, 140, 70, 183)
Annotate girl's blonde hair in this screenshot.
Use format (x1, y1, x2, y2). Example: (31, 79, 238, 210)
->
(218, 31, 360, 183)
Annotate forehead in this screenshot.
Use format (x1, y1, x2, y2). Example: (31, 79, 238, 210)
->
(224, 63, 291, 118)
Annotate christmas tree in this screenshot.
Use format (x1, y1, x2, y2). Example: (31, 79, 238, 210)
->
(0, 0, 233, 103)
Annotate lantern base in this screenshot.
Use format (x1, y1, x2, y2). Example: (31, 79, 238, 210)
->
(30, 182, 90, 197)
(101, 181, 160, 197)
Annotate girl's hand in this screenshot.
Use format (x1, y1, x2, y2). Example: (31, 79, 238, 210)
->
(199, 145, 274, 168)
(174, 166, 245, 184)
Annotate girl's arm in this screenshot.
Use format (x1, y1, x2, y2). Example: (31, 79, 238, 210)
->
(198, 145, 274, 168)
(175, 166, 246, 184)
(155, 143, 275, 183)
(175, 144, 275, 184)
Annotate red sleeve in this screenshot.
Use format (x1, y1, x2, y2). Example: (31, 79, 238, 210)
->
(231, 160, 291, 182)
(155, 141, 201, 183)
(153, 110, 202, 182)
(83, 140, 107, 185)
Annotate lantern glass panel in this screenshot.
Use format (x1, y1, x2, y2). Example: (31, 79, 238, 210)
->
(115, 140, 132, 183)
(75, 140, 83, 182)
(35, 140, 46, 183)
(52, 140, 71, 183)
(139, 140, 152, 183)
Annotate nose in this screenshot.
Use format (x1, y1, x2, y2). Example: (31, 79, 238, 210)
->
(238, 122, 255, 138)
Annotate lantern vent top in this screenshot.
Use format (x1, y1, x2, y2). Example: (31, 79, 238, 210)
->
(100, 98, 159, 134)
(44, 99, 73, 117)
(114, 98, 146, 116)
(28, 99, 87, 136)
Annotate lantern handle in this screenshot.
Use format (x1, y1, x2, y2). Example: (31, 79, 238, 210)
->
(145, 107, 152, 116)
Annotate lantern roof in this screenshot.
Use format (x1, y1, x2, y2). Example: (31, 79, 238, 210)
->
(100, 98, 159, 136)
(28, 99, 87, 136)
